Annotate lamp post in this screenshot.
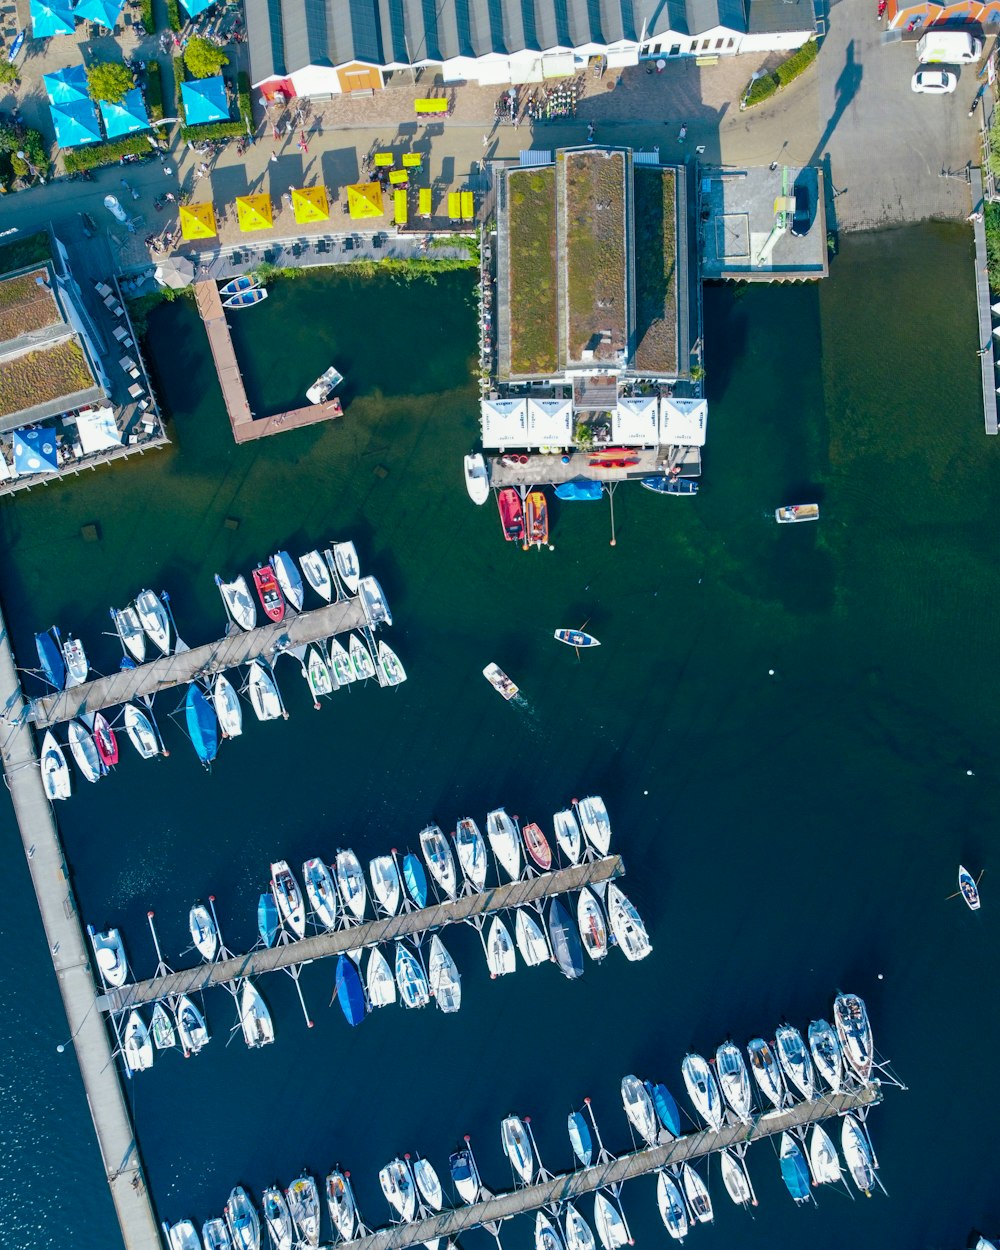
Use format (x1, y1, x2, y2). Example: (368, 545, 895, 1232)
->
(15, 150, 45, 184)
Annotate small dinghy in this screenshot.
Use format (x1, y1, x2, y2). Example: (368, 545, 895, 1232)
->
(214, 575, 257, 631)
(548, 897, 584, 979)
(554, 629, 601, 648)
(252, 564, 285, 623)
(219, 275, 260, 298)
(656, 1171, 688, 1242)
(716, 1040, 753, 1123)
(201, 1218, 230, 1250)
(300, 550, 333, 602)
(682, 1053, 725, 1131)
(150, 1002, 176, 1050)
(486, 916, 517, 977)
(328, 638, 355, 686)
(189, 902, 218, 962)
(834, 991, 874, 1082)
(335, 954, 366, 1026)
(748, 1037, 786, 1108)
(349, 633, 376, 680)
(185, 684, 218, 765)
(958, 864, 982, 910)
(123, 1009, 154, 1072)
(681, 1164, 712, 1224)
(428, 933, 461, 1013)
(239, 979, 274, 1047)
(69, 719, 104, 783)
(487, 808, 522, 881)
(305, 645, 334, 700)
(553, 809, 582, 863)
(536, 1211, 565, 1250)
(720, 1148, 754, 1207)
(110, 604, 146, 662)
(420, 824, 458, 899)
(641, 476, 698, 496)
(779, 1133, 811, 1205)
(568, 1112, 592, 1167)
(123, 703, 161, 758)
(413, 1157, 443, 1211)
(135, 589, 171, 654)
(213, 673, 243, 738)
(841, 1114, 877, 1194)
(577, 888, 608, 960)
(464, 452, 490, 504)
(378, 641, 406, 686)
(593, 1193, 629, 1250)
(303, 858, 338, 929)
(366, 947, 396, 1007)
(335, 849, 368, 920)
(576, 796, 611, 855)
(369, 854, 402, 916)
(502, 1115, 535, 1184)
(325, 1171, 357, 1242)
(257, 891, 279, 948)
(522, 821, 552, 870)
(621, 1075, 658, 1146)
(287, 1174, 321, 1248)
(263, 1188, 293, 1250)
(334, 542, 362, 595)
(223, 287, 267, 309)
(605, 883, 652, 960)
(166, 1221, 199, 1250)
(563, 1204, 595, 1250)
(62, 634, 88, 688)
(454, 818, 488, 891)
(270, 860, 306, 939)
(359, 574, 392, 626)
(776, 1023, 816, 1099)
(175, 994, 209, 1055)
(248, 659, 284, 721)
(225, 1186, 260, 1250)
(35, 628, 66, 690)
(449, 1149, 481, 1204)
(808, 1018, 844, 1092)
(271, 551, 304, 612)
(380, 1158, 416, 1222)
(395, 942, 430, 1008)
(93, 713, 118, 768)
(515, 909, 550, 966)
(809, 1123, 843, 1186)
(40, 731, 71, 800)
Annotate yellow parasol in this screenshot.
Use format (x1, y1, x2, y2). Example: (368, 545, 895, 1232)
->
(179, 202, 217, 240)
(291, 185, 330, 224)
(347, 182, 384, 219)
(235, 193, 274, 233)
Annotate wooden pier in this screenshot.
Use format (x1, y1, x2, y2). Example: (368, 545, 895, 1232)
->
(322, 1084, 883, 1250)
(194, 282, 344, 444)
(970, 168, 999, 436)
(29, 596, 367, 729)
(100, 855, 624, 1012)
(486, 447, 701, 489)
(0, 597, 163, 1250)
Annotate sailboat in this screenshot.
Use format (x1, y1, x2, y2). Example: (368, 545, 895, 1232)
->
(681, 1164, 712, 1224)
(808, 1018, 844, 1091)
(334, 542, 362, 595)
(239, 980, 274, 1048)
(833, 991, 874, 1081)
(402, 853, 428, 908)
(247, 660, 284, 721)
(593, 1193, 629, 1250)
(522, 821, 553, 870)
(328, 638, 354, 686)
(428, 934, 461, 1012)
(748, 1038, 786, 1108)
(486, 916, 517, 976)
(420, 825, 458, 898)
(358, 575, 392, 626)
(548, 897, 584, 978)
(300, 550, 333, 602)
(185, 684, 218, 765)
(262, 1188, 293, 1250)
(303, 858, 338, 929)
(214, 575, 257, 631)
(575, 796, 611, 855)
(270, 860, 306, 938)
(366, 947, 396, 1007)
(775, 1024, 816, 1099)
(213, 673, 243, 738)
(605, 883, 652, 960)
(150, 1002, 176, 1050)
(719, 1148, 755, 1208)
(335, 954, 366, 1026)
(395, 942, 430, 1007)
(448, 1148, 481, 1204)
(349, 633, 376, 681)
(224, 1187, 260, 1250)
(335, 849, 368, 919)
(413, 1157, 443, 1211)
(123, 1010, 154, 1072)
(378, 641, 406, 686)
(69, 719, 104, 782)
(464, 452, 490, 504)
(92, 713, 118, 768)
(454, 817, 488, 891)
(123, 703, 161, 758)
(61, 634, 89, 688)
(110, 604, 146, 662)
(369, 854, 401, 915)
(620, 1075, 658, 1146)
(655, 1171, 688, 1242)
(35, 628, 66, 690)
(486, 808, 522, 881)
(716, 1041, 753, 1123)
(577, 888, 608, 960)
(286, 1174, 321, 1247)
(305, 645, 334, 699)
(649, 1082, 681, 1137)
(553, 809, 582, 863)
(536, 1211, 565, 1250)
(175, 995, 209, 1055)
(88, 926, 127, 987)
(501, 1116, 535, 1183)
(563, 1205, 595, 1250)
(379, 1158, 416, 1221)
(135, 589, 171, 654)
(165, 1221, 200, 1250)
(841, 1114, 877, 1194)
(568, 1112, 592, 1167)
(271, 552, 304, 612)
(189, 902, 218, 961)
(515, 909, 551, 966)
(257, 892, 279, 948)
(808, 1123, 843, 1185)
(779, 1133, 812, 1204)
(681, 1053, 724, 1131)
(40, 731, 71, 800)
(325, 1171, 357, 1242)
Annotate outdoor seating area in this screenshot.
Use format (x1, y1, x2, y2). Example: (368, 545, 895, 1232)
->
(359, 148, 476, 229)
(43, 63, 150, 148)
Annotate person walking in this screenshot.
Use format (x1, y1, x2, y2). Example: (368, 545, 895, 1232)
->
(677, 123, 687, 141)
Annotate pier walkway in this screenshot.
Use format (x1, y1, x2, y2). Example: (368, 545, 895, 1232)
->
(29, 597, 367, 729)
(332, 1084, 882, 1250)
(0, 601, 162, 1249)
(101, 855, 624, 1012)
(971, 168, 998, 436)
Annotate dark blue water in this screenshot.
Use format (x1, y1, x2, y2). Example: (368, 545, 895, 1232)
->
(2, 229, 999, 1250)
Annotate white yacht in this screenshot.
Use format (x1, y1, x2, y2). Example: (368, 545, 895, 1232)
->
(808, 1123, 843, 1186)
(270, 860, 306, 938)
(428, 934, 461, 1013)
(215, 575, 256, 631)
(620, 1075, 658, 1146)
(189, 903, 218, 962)
(379, 1157, 416, 1221)
(575, 795, 611, 854)
(655, 1172, 688, 1242)
(453, 818, 488, 891)
(515, 909, 551, 966)
(239, 980, 274, 1048)
(681, 1053, 724, 1131)
(486, 916, 516, 976)
(420, 825, 458, 898)
(40, 731, 71, 800)
(501, 1115, 535, 1184)
(303, 858, 338, 930)
(604, 883, 652, 960)
(369, 855, 401, 916)
(286, 1174, 321, 1247)
(335, 849, 368, 920)
(486, 808, 522, 881)
(334, 542, 362, 595)
(213, 673, 243, 738)
(366, 947, 397, 1007)
(775, 1023, 816, 1100)
(135, 589, 171, 654)
(123, 1010, 153, 1073)
(552, 809, 582, 863)
(716, 1041, 753, 1123)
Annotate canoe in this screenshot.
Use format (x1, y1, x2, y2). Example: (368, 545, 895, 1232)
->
(215, 574, 257, 631)
(252, 565, 285, 623)
(464, 452, 490, 504)
(185, 684, 218, 764)
(335, 954, 366, 1026)
(271, 550, 305, 612)
(40, 730, 71, 800)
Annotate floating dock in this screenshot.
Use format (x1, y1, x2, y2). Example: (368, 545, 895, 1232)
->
(29, 596, 368, 730)
(100, 854, 624, 1013)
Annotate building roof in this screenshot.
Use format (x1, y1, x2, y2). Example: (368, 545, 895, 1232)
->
(746, 0, 811, 33)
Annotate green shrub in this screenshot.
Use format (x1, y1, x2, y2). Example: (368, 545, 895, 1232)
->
(0, 124, 50, 180)
(775, 38, 818, 86)
(184, 34, 229, 79)
(0, 61, 18, 86)
(167, 0, 181, 30)
(744, 72, 779, 107)
(63, 135, 150, 172)
(179, 120, 243, 141)
(146, 60, 164, 120)
(984, 202, 1000, 294)
(237, 70, 251, 127)
(87, 60, 134, 104)
(140, 0, 154, 28)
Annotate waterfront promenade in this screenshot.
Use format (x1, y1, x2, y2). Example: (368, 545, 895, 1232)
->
(970, 168, 999, 436)
(0, 600, 162, 1249)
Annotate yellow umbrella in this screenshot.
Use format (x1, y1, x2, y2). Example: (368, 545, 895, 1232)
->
(347, 182, 384, 219)
(291, 185, 330, 224)
(179, 202, 217, 240)
(236, 193, 273, 233)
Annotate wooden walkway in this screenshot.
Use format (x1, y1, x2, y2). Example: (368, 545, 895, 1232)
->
(29, 597, 367, 729)
(971, 168, 998, 436)
(331, 1084, 883, 1250)
(100, 855, 624, 1012)
(487, 447, 701, 488)
(0, 597, 163, 1250)
(194, 282, 344, 445)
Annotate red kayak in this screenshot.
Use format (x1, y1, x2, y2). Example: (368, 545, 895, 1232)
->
(522, 821, 552, 871)
(93, 712, 118, 767)
(497, 488, 525, 542)
(253, 565, 285, 623)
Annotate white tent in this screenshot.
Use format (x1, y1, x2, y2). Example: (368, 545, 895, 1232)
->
(76, 406, 122, 454)
(526, 398, 573, 447)
(481, 398, 528, 448)
(613, 396, 659, 445)
(660, 397, 708, 446)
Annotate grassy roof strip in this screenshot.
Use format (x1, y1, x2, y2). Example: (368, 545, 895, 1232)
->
(507, 167, 558, 376)
(0, 338, 94, 419)
(0, 269, 60, 343)
(564, 150, 627, 365)
(633, 168, 679, 375)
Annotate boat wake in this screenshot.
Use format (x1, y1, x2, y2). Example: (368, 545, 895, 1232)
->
(510, 695, 545, 736)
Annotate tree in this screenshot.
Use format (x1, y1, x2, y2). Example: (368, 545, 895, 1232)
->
(0, 62, 19, 86)
(183, 35, 229, 80)
(87, 60, 134, 104)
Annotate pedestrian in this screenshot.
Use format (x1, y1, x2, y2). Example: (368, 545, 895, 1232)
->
(678, 123, 687, 141)
(483, 133, 490, 147)
(270, 152, 278, 163)
(163, 165, 173, 175)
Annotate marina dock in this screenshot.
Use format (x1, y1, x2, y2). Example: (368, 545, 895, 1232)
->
(100, 854, 624, 1012)
(325, 1084, 882, 1250)
(487, 446, 701, 489)
(970, 168, 999, 437)
(29, 596, 367, 729)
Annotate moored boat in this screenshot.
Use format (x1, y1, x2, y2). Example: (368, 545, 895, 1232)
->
(487, 808, 522, 880)
(486, 916, 517, 976)
(748, 1037, 786, 1108)
(454, 817, 488, 891)
(553, 809, 582, 863)
(378, 641, 407, 686)
(335, 543, 362, 596)
(271, 551, 304, 612)
(536, 1211, 565, 1250)
(175, 994, 209, 1055)
(716, 1041, 753, 1123)
(325, 1171, 357, 1242)
(135, 589, 171, 654)
(641, 476, 698, 496)
(202, 1217, 231, 1250)
(779, 1133, 811, 1204)
(808, 1123, 842, 1186)
(252, 565, 285, 623)
(93, 712, 118, 768)
(555, 480, 603, 501)
(247, 659, 284, 722)
(515, 908, 551, 966)
(775, 503, 819, 523)
(189, 902, 218, 962)
(123, 703, 162, 758)
(349, 633, 376, 681)
(575, 795, 611, 854)
(959, 864, 982, 910)
(775, 1023, 816, 1099)
(369, 854, 401, 916)
(213, 673, 243, 738)
(681, 1053, 724, 1131)
(413, 1157, 443, 1211)
(620, 1074, 658, 1146)
(150, 1002, 176, 1050)
(328, 637, 354, 686)
(185, 683, 218, 765)
(123, 1009, 154, 1072)
(379, 1158, 416, 1221)
(305, 645, 334, 699)
(576, 887, 608, 960)
(593, 1193, 629, 1250)
(257, 892, 279, 948)
(497, 488, 525, 541)
(562, 1204, 594, 1250)
(223, 287, 267, 308)
(395, 941, 430, 1007)
(335, 849, 368, 920)
(501, 1115, 535, 1183)
(262, 1188, 293, 1250)
(300, 550, 333, 602)
(420, 825, 458, 898)
(287, 1174, 321, 1247)
(483, 662, 518, 700)
(464, 452, 490, 504)
(522, 821, 552, 870)
(449, 1148, 480, 1204)
(605, 883, 652, 960)
(214, 575, 256, 631)
(548, 896, 585, 979)
(303, 858, 338, 929)
(270, 860, 306, 939)
(681, 1164, 712, 1224)
(35, 628, 66, 690)
(649, 1082, 681, 1138)
(88, 925, 127, 987)
(219, 275, 260, 298)
(110, 604, 146, 662)
(402, 853, 428, 908)
(366, 947, 396, 1007)
(69, 718, 104, 782)
(428, 934, 461, 1012)
(40, 730, 71, 800)
(224, 1186, 260, 1250)
(62, 634, 88, 688)
(656, 1170, 687, 1241)
(808, 1018, 844, 1091)
(834, 991, 874, 1081)
(719, 1148, 754, 1208)
(239, 980, 274, 1048)
(166, 1220, 200, 1250)
(568, 1111, 592, 1167)
(306, 365, 344, 404)
(525, 489, 549, 547)
(841, 1114, 876, 1194)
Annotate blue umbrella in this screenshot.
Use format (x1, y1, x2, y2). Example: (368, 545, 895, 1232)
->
(43, 64, 89, 104)
(99, 87, 149, 138)
(29, 0, 74, 36)
(49, 98, 102, 147)
(73, 0, 124, 25)
(12, 427, 58, 475)
(180, 76, 229, 125)
(178, 0, 212, 16)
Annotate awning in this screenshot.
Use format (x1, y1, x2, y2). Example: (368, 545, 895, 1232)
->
(99, 87, 150, 138)
(12, 427, 59, 475)
(0, 449, 11, 481)
(236, 193, 273, 232)
(613, 396, 659, 445)
(542, 53, 575, 78)
(30, 0, 74, 36)
(291, 185, 329, 223)
(76, 406, 122, 454)
(481, 398, 528, 448)
(347, 182, 384, 219)
(179, 202, 217, 240)
(180, 76, 229, 125)
(660, 397, 708, 446)
(526, 398, 573, 447)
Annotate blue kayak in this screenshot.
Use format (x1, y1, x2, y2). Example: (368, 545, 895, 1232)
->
(649, 1082, 681, 1137)
(185, 683, 218, 763)
(555, 480, 603, 501)
(403, 853, 428, 908)
(568, 1111, 592, 1167)
(257, 892, 279, 947)
(35, 629, 65, 690)
(336, 954, 366, 1026)
(779, 1133, 811, 1203)
(547, 897, 584, 979)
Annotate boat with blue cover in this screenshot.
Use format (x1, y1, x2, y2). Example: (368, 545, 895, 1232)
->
(185, 683, 218, 764)
(568, 1111, 592, 1166)
(555, 480, 603, 501)
(649, 1082, 681, 1137)
(35, 628, 66, 690)
(335, 954, 366, 1026)
(779, 1133, 812, 1204)
(642, 476, 699, 496)
(547, 897, 584, 979)
(219, 275, 260, 299)
(257, 892, 279, 947)
(403, 853, 428, 908)
(223, 286, 268, 309)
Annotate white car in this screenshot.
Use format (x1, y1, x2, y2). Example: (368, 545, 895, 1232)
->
(911, 69, 957, 94)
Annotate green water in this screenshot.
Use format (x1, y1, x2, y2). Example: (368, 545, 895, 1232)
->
(3, 229, 999, 1250)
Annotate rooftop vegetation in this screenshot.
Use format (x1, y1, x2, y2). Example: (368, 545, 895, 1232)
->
(0, 233, 52, 280)
(633, 168, 679, 374)
(507, 167, 557, 375)
(564, 150, 626, 363)
(0, 339, 94, 420)
(0, 270, 60, 344)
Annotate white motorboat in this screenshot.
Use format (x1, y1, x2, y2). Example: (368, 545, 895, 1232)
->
(719, 1149, 754, 1208)
(123, 703, 161, 758)
(62, 634, 88, 687)
(575, 795, 611, 855)
(682, 1053, 724, 1131)
(175, 994, 209, 1055)
(464, 452, 490, 504)
(135, 588, 171, 654)
(563, 1204, 595, 1250)
(378, 641, 406, 686)
(123, 1010, 154, 1072)
(213, 673, 243, 738)
(334, 542, 362, 595)
(395, 941, 430, 1008)
(248, 659, 284, 721)
(486, 916, 516, 976)
(552, 809, 582, 863)
(287, 1174, 321, 1247)
(605, 883, 652, 960)
(681, 1164, 713, 1224)
(300, 550, 333, 602)
(325, 1171, 357, 1242)
(486, 808, 522, 881)
(834, 992, 874, 1082)
(593, 1193, 629, 1250)
(335, 849, 368, 920)
(166, 1221, 200, 1250)
(225, 1186, 260, 1250)
(111, 603, 146, 662)
(150, 1002, 176, 1050)
(716, 1041, 753, 1123)
(413, 1157, 443, 1211)
(68, 718, 103, 783)
(303, 858, 338, 929)
(189, 902, 218, 962)
(775, 1024, 816, 1099)
(515, 909, 551, 966)
(808, 1019, 844, 1092)
(369, 854, 401, 916)
(808, 1123, 843, 1186)
(262, 1187, 293, 1250)
(428, 933, 461, 1012)
(358, 574, 392, 626)
(201, 1217, 230, 1250)
(366, 947, 397, 1007)
(454, 818, 488, 891)
(620, 1075, 658, 1146)
(501, 1115, 535, 1184)
(307, 364, 343, 404)
(328, 637, 355, 686)
(577, 888, 608, 960)
(271, 551, 305, 612)
(270, 860, 306, 938)
(535, 1211, 565, 1250)
(40, 730, 71, 800)
(449, 1149, 481, 1204)
(215, 575, 256, 631)
(239, 979, 274, 1048)
(89, 926, 127, 987)
(379, 1158, 416, 1221)
(748, 1038, 786, 1108)
(420, 825, 458, 898)
(655, 1172, 688, 1242)
(841, 1114, 876, 1194)
(349, 633, 376, 680)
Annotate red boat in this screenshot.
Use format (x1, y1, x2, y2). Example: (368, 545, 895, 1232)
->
(522, 821, 553, 871)
(93, 712, 118, 767)
(497, 488, 525, 542)
(253, 565, 285, 623)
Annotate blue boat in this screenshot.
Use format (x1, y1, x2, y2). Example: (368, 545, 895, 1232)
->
(35, 628, 66, 690)
(649, 1082, 681, 1137)
(185, 683, 218, 764)
(555, 480, 603, 501)
(335, 954, 366, 1026)
(779, 1133, 811, 1204)
(257, 892, 279, 947)
(567, 1111, 592, 1167)
(218, 275, 259, 298)
(547, 898, 584, 979)
(403, 853, 428, 909)
(641, 476, 699, 496)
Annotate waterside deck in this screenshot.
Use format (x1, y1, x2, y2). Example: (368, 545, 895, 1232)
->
(971, 168, 999, 436)
(487, 446, 701, 488)
(29, 597, 367, 729)
(100, 854, 624, 1012)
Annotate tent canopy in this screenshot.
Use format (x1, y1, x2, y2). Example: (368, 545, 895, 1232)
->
(480, 397, 528, 449)
(291, 185, 329, 224)
(236, 193, 273, 233)
(347, 182, 384, 219)
(76, 406, 122, 454)
(49, 98, 102, 148)
(180, 75, 229, 125)
(99, 87, 149, 138)
(43, 64, 89, 104)
(179, 202, 217, 240)
(526, 397, 572, 447)
(30, 0, 74, 36)
(12, 427, 59, 476)
(73, 0, 124, 25)
(613, 396, 659, 446)
(660, 397, 708, 447)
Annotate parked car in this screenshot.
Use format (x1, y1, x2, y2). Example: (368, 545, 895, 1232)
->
(911, 69, 957, 94)
(790, 184, 813, 237)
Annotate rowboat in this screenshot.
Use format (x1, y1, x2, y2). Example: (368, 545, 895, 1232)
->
(300, 550, 332, 601)
(123, 703, 161, 758)
(525, 490, 549, 547)
(69, 719, 104, 782)
(271, 551, 304, 611)
(40, 731, 71, 800)
(378, 640, 407, 686)
(522, 821, 552, 870)
(213, 673, 243, 737)
(247, 659, 284, 721)
(486, 916, 517, 976)
(497, 488, 525, 542)
(577, 888, 608, 960)
(641, 476, 698, 496)
(464, 452, 490, 504)
(553, 809, 582, 863)
(775, 503, 819, 523)
(219, 276, 260, 298)
(223, 287, 267, 308)
(335, 954, 366, 1026)
(214, 575, 257, 631)
(239, 980, 274, 1048)
(135, 589, 171, 654)
(123, 1009, 154, 1073)
(454, 817, 488, 890)
(334, 542, 362, 595)
(483, 663, 519, 700)
(554, 629, 600, 648)
(110, 604, 146, 662)
(515, 909, 550, 965)
(252, 565, 285, 623)
(185, 683, 218, 764)
(93, 712, 118, 768)
(62, 634, 88, 688)
(369, 854, 402, 915)
(959, 864, 982, 910)
(349, 633, 376, 680)
(359, 575, 391, 626)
